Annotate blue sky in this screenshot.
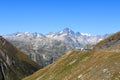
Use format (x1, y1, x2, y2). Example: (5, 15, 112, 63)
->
(0, 0, 120, 35)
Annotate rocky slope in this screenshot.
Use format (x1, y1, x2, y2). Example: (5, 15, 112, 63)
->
(23, 31, 120, 80)
(0, 36, 42, 80)
(3, 28, 109, 66)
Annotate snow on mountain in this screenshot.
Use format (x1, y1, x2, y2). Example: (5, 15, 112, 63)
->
(46, 28, 109, 47)
(3, 28, 109, 66)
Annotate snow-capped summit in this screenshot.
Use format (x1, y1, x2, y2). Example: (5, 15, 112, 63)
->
(46, 28, 75, 39)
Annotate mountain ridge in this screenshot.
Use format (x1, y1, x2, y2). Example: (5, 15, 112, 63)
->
(3, 28, 109, 66)
(4, 28, 109, 48)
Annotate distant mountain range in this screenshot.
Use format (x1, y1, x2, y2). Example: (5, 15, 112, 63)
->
(46, 28, 109, 47)
(3, 28, 110, 66)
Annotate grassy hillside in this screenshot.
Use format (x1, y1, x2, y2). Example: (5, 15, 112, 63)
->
(0, 36, 42, 80)
(23, 50, 120, 80)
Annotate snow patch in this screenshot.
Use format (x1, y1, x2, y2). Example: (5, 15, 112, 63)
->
(81, 33, 91, 36)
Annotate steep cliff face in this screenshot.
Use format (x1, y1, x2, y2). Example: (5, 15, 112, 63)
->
(0, 36, 42, 80)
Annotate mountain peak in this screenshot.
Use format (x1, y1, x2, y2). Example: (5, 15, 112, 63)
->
(63, 27, 70, 31)
(63, 28, 72, 32)
(59, 28, 75, 35)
